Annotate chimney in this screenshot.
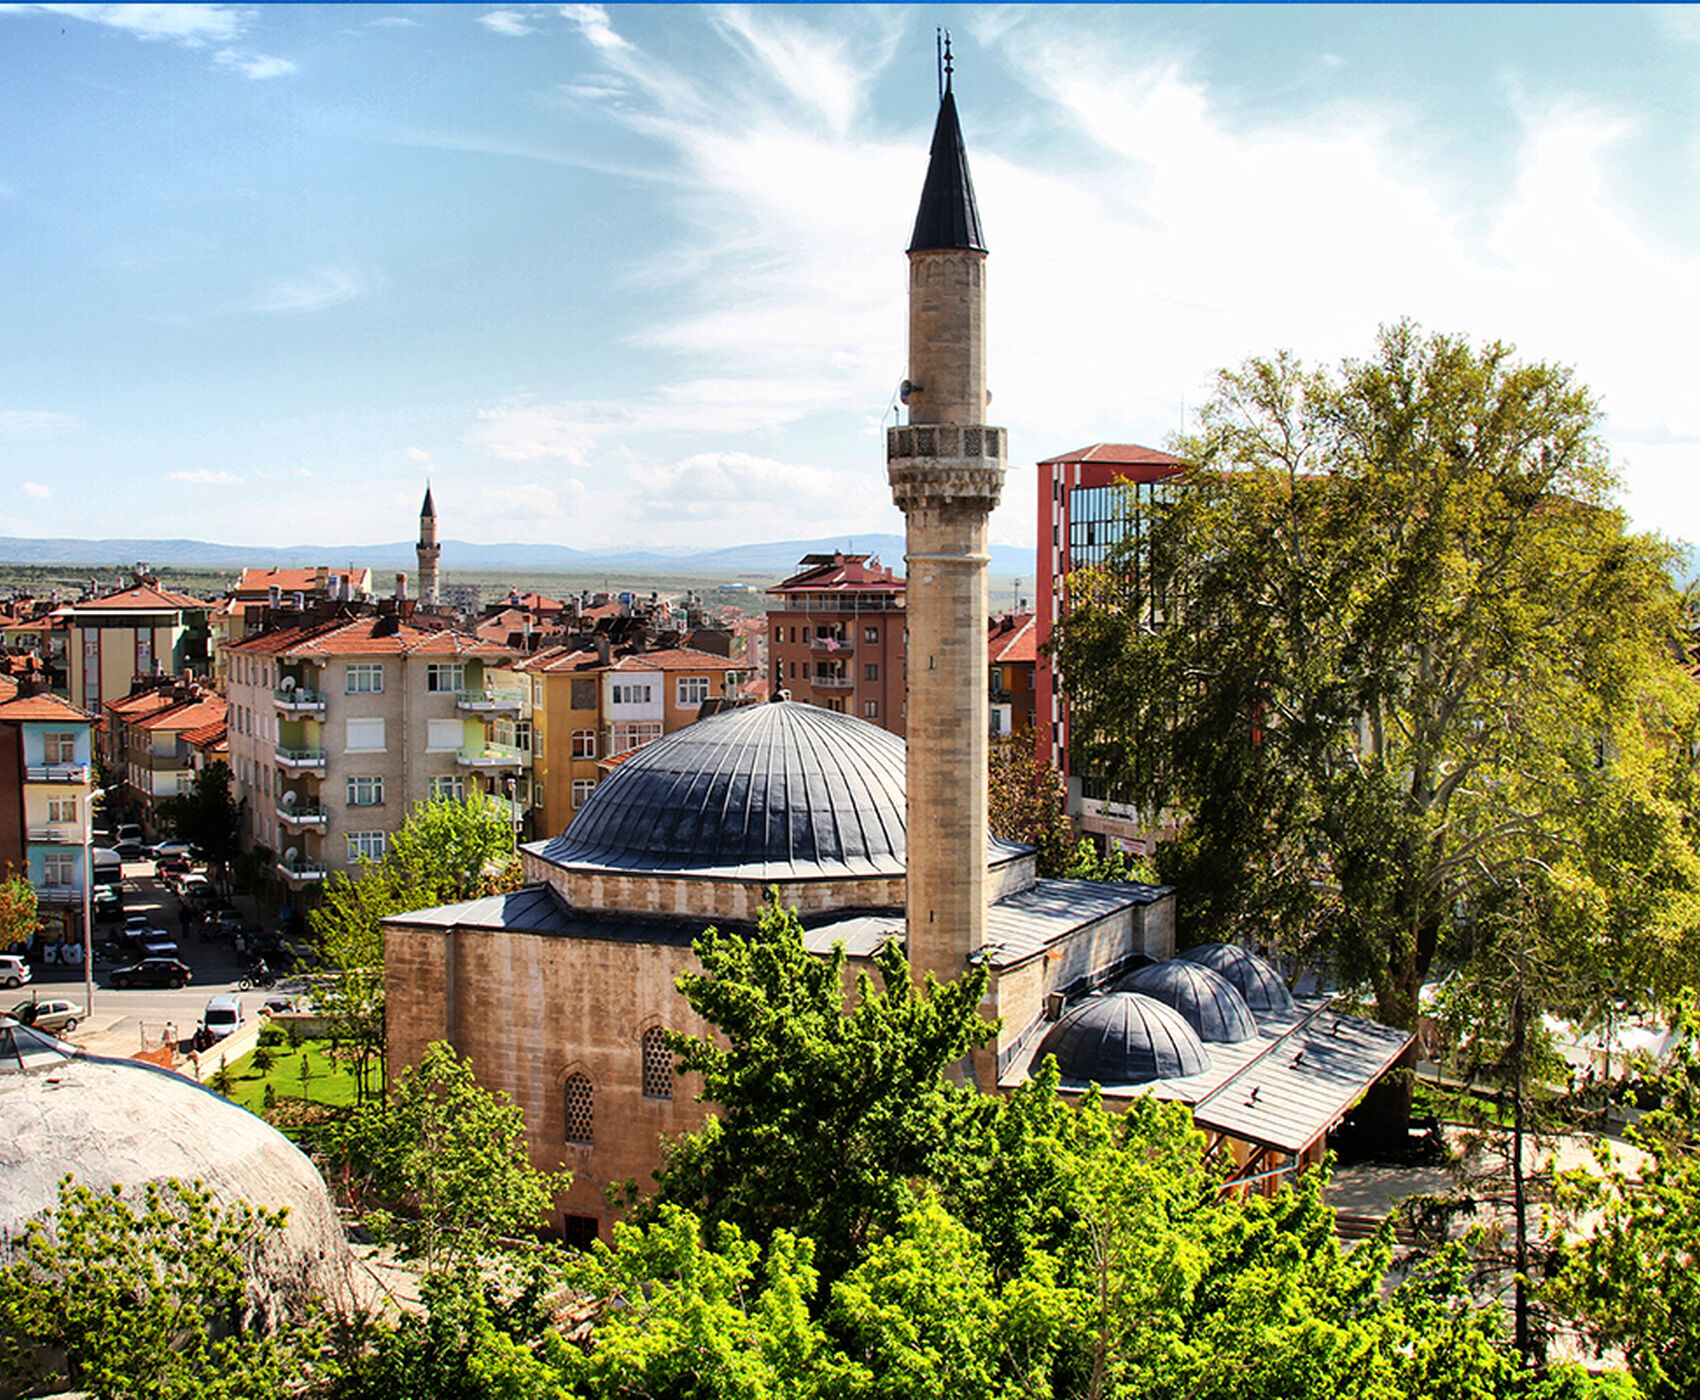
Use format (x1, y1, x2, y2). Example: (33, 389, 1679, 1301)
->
(315, 565, 329, 591)
(395, 572, 408, 601)
(291, 592, 305, 610)
(595, 635, 611, 666)
(269, 585, 281, 608)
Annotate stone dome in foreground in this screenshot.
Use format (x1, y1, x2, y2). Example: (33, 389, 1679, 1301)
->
(533, 701, 1027, 882)
(0, 1024, 362, 1313)
(1036, 992, 1212, 1085)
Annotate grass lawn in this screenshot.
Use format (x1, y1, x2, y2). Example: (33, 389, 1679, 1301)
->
(212, 1037, 375, 1135)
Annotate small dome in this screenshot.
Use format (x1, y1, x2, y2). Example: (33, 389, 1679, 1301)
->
(1177, 943, 1294, 1014)
(1114, 960, 1259, 1042)
(1036, 992, 1211, 1085)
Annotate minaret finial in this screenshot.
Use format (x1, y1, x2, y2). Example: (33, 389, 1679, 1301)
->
(943, 30, 953, 94)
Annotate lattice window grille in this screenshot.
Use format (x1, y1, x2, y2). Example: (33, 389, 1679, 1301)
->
(563, 1073, 594, 1144)
(641, 1027, 673, 1100)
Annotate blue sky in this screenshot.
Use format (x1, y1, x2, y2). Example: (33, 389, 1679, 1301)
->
(3, 4, 1698, 558)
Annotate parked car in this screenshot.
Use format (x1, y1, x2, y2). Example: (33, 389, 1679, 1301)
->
(260, 994, 298, 1016)
(121, 915, 168, 946)
(176, 874, 214, 904)
(9, 998, 84, 1034)
(149, 839, 193, 861)
(156, 854, 193, 879)
(207, 909, 254, 940)
(93, 884, 123, 920)
(0, 955, 33, 989)
(109, 958, 191, 990)
(202, 994, 244, 1042)
(140, 936, 180, 959)
(115, 823, 143, 845)
(113, 839, 146, 861)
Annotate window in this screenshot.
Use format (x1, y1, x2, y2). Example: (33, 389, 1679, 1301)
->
(677, 677, 709, 707)
(426, 719, 462, 752)
(346, 663, 383, 693)
(176, 772, 193, 795)
(346, 775, 384, 806)
(863, 701, 879, 719)
(572, 729, 596, 759)
(346, 831, 386, 862)
(346, 718, 385, 751)
(426, 663, 465, 693)
(773, 628, 781, 645)
(572, 778, 597, 807)
(43, 732, 76, 764)
(47, 797, 77, 824)
(611, 683, 652, 705)
(429, 776, 465, 800)
(563, 1073, 594, 1144)
(611, 722, 661, 754)
(802, 626, 810, 642)
(789, 627, 796, 643)
(641, 1026, 673, 1099)
(43, 851, 75, 886)
(864, 663, 879, 682)
(864, 626, 879, 644)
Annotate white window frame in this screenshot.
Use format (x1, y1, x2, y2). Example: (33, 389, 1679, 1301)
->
(572, 778, 596, 807)
(346, 663, 384, 694)
(429, 775, 465, 801)
(572, 729, 596, 759)
(346, 831, 386, 862)
(43, 732, 76, 764)
(677, 677, 710, 707)
(46, 797, 77, 824)
(346, 775, 384, 807)
(426, 662, 465, 693)
(426, 719, 463, 752)
(43, 851, 76, 886)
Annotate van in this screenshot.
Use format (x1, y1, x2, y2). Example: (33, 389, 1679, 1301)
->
(203, 995, 244, 1042)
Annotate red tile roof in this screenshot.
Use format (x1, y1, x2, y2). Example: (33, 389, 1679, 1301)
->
(769, 552, 905, 595)
(989, 613, 1037, 665)
(0, 692, 93, 723)
(179, 719, 229, 749)
(69, 582, 210, 612)
(227, 615, 518, 660)
(1038, 443, 1185, 467)
(607, 648, 746, 674)
(133, 694, 227, 732)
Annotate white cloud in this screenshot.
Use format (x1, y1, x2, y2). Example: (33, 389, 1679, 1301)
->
(627, 450, 848, 526)
(559, 3, 629, 54)
(407, 447, 434, 464)
(166, 469, 240, 485)
(21, 481, 50, 499)
(213, 48, 296, 79)
(0, 410, 78, 438)
(20, 3, 242, 44)
(479, 10, 534, 38)
(250, 265, 374, 314)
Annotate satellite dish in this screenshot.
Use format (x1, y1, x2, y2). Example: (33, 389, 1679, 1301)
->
(280, 676, 296, 692)
(284, 846, 299, 863)
(282, 790, 297, 807)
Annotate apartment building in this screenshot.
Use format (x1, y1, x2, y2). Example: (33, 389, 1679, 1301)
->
(519, 642, 750, 837)
(988, 612, 1037, 736)
(0, 688, 97, 945)
(209, 567, 376, 687)
(103, 683, 229, 834)
(1035, 443, 1188, 849)
(224, 613, 523, 893)
(63, 577, 212, 714)
(766, 553, 907, 736)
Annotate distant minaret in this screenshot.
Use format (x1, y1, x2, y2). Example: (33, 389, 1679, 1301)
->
(417, 485, 441, 609)
(888, 45, 1005, 987)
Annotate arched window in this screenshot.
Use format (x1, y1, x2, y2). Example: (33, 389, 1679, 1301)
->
(563, 1073, 594, 1145)
(641, 1026, 673, 1101)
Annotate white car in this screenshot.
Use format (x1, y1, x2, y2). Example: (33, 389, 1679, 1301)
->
(150, 839, 194, 861)
(0, 955, 32, 989)
(203, 995, 244, 1041)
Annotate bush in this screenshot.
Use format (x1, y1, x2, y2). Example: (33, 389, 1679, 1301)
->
(252, 1044, 275, 1074)
(258, 1024, 287, 1048)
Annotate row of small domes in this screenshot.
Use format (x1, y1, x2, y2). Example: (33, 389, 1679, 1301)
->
(1036, 943, 1293, 1085)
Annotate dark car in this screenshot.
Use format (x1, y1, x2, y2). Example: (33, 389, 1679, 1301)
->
(109, 958, 192, 990)
(113, 839, 146, 861)
(93, 885, 123, 920)
(156, 853, 193, 878)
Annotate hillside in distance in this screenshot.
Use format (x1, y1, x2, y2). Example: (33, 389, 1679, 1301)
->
(0, 533, 1034, 579)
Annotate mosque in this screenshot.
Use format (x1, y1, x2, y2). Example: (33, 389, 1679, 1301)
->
(384, 66, 1410, 1240)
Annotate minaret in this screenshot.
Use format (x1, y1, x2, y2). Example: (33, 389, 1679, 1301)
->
(417, 485, 441, 609)
(888, 52, 1005, 987)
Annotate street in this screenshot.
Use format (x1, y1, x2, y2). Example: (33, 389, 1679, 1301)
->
(21, 859, 307, 1060)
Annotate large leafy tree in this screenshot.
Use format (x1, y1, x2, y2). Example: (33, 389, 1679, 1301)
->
(154, 759, 244, 892)
(0, 872, 40, 950)
(1056, 321, 1699, 1141)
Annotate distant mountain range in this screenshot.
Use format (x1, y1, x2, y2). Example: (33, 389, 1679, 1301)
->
(0, 533, 1036, 580)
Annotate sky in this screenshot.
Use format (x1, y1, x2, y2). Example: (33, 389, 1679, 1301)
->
(2, 4, 1698, 560)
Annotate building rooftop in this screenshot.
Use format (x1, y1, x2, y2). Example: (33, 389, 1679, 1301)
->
(768, 552, 905, 597)
(0, 692, 93, 724)
(67, 582, 210, 614)
(989, 613, 1037, 665)
(227, 614, 515, 660)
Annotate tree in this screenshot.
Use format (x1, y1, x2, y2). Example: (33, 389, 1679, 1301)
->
(0, 1176, 326, 1400)
(646, 896, 995, 1285)
(988, 727, 1075, 875)
(385, 791, 521, 902)
(153, 759, 244, 892)
(1055, 321, 1698, 1143)
(327, 1041, 569, 1273)
(0, 871, 40, 951)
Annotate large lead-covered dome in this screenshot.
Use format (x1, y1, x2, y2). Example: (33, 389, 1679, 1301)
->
(536, 702, 912, 878)
(1178, 943, 1295, 1015)
(1114, 959, 1260, 1043)
(1036, 992, 1212, 1085)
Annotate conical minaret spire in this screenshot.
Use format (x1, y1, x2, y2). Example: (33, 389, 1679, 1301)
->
(417, 483, 441, 608)
(888, 63, 1006, 1000)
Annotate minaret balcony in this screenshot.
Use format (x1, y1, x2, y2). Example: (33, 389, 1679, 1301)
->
(888, 423, 1007, 514)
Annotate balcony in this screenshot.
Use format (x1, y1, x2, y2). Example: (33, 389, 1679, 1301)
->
(26, 825, 81, 845)
(275, 803, 329, 830)
(456, 690, 524, 713)
(25, 763, 88, 784)
(273, 686, 327, 713)
(811, 674, 854, 691)
(277, 858, 328, 886)
(457, 743, 530, 770)
(274, 747, 327, 771)
(810, 636, 854, 656)
(35, 885, 85, 906)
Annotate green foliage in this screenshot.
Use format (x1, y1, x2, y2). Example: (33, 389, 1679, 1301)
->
(252, 1042, 276, 1074)
(647, 895, 995, 1284)
(384, 791, 521, 902)
(1551, 1000, 1700, 1400)
(0, 1176, 326, 1399)
(327, 1041, 569, 1272)
(0, 872, 41, 948)
(153, 759, 243, 890)
(258, 1022, 288, 1047)
(1055, 322, 1700, 1138)
(988, 727, 1076, 875)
